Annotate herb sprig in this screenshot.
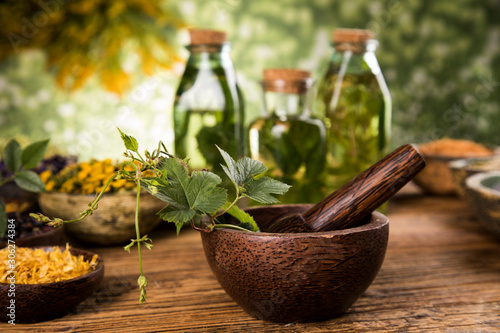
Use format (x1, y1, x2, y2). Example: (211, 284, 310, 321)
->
(32, 129, 290, 303)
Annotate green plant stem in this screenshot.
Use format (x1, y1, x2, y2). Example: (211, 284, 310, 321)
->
(211, 188, 241, 222)
(90, 173, 118, 209)
(61, 173, 119, 224)
(0, 175, 16, 187)
(212, 224, 253, 232)
(125, 160, 147, 303)
(135, 151, 147, 165)
(135, 180, 144, 278)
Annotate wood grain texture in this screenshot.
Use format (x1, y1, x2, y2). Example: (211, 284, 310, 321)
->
(201, 206, 389, 323)
(3, 183, 500, 332)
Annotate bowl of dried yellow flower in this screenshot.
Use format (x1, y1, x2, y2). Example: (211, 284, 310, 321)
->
(38, 159, 164, 245)
(0, 244, 104, 323)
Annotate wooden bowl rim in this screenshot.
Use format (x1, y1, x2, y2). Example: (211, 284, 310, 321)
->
(209, 208, 389, 238)
(0, 221, 64, 248)
(0, 246, 104, 287)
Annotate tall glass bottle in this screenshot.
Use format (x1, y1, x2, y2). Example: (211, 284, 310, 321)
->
(317, 29, 391, 190)
(249, 69, 327, 204)
(173, 29, 244, 176)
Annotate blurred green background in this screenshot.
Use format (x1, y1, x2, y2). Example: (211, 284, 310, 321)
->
(1, 0, 499, 160)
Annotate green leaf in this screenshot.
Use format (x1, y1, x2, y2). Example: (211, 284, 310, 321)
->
(217, 146, 290, 204)
(154, 158, 227, 233)
(0, 200, 6, 238)
(243, 176, 291, 204)
(21, 138, 50, 169)
(222, 202, 259, 232)
(141, 177, 170, 201)
(14, 170, 45, 192)
(3, 140, 21, 172)
(217, 145, 240, 185)
(141, 178, 161, 195)
(124, 240, 135, 252)
(235, 157, 267, 181)
(187, 171, 226, 214)
(157, 206, 194, 235)
(118, 128, 139, 152)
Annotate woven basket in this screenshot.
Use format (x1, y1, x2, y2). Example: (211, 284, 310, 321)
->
(39, 191, 165, 246)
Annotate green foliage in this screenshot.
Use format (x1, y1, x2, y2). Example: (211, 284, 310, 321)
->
(32, 129, 290, 304)
(4, 140, 21, 172)
(217, 146, 291, 204)
(20, 139, 50, 169)
(155, 157, 227, 234)
(118, 128, 139, 152)
(2, 1, 499, 161)
(0, 138, 49, 237)
(221, 202, 259, 232)
(14, 170, 46, 192)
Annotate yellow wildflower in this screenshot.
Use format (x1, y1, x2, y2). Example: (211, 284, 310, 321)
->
(40, 170, 52, 183)
(45, 181, 55, 192)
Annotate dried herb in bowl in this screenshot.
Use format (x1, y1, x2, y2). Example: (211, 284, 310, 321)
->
(0, 244, 98, 284)
(41, 158, 145, 194)
(418, 138, 492, 157)
(1, 212, 53, 242)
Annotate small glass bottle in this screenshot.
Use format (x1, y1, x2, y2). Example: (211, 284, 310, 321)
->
(317, 29, 392, 190)
(249, 69, 327, 204)
(173, 29, 244, 175)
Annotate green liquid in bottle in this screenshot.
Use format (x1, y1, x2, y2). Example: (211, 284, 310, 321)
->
(249, 114, 327, 204)
(319, 71, 388, 189)
(317, 34, 391, 191)
(174, 109, 241, 173)
(173, 42, 244, 179)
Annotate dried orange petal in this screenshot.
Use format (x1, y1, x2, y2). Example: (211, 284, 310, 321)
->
(0, 244, 98, 284)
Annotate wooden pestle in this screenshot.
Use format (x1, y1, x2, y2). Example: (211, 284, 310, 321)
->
(267, 144, 426, 233)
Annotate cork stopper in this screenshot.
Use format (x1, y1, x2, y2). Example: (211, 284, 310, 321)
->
(189, 29, 227, 45)
(333, 29, 373, 44)
(263, 68, 311, 81)
(262, 68, 313, 94)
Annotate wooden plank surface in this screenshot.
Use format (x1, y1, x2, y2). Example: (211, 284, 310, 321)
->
(3, 185, 500, 332)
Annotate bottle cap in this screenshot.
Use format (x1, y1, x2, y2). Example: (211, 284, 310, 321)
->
(189, 29, 227, 45)
(263, 68, 311, 81)
(333, 29, 373, 44)
(262, 68, 313, 94)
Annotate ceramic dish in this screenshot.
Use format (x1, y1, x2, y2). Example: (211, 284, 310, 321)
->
(465, 171, 500, 238)
(449, 156, 500, 198)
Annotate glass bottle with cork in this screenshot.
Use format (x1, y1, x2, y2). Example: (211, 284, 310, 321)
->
(249, 68, 327, 204)
(173, 28, 244, 176)
(316, 29, 392, 190)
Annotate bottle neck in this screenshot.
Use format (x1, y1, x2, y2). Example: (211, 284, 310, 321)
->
(177, 42, 242, 113)
(329, 39, 382, 76)
(184, 43, 237, 87)
(262, 83, 315, 118)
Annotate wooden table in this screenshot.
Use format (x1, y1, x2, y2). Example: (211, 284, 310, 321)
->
(4, 185, 500, 332)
